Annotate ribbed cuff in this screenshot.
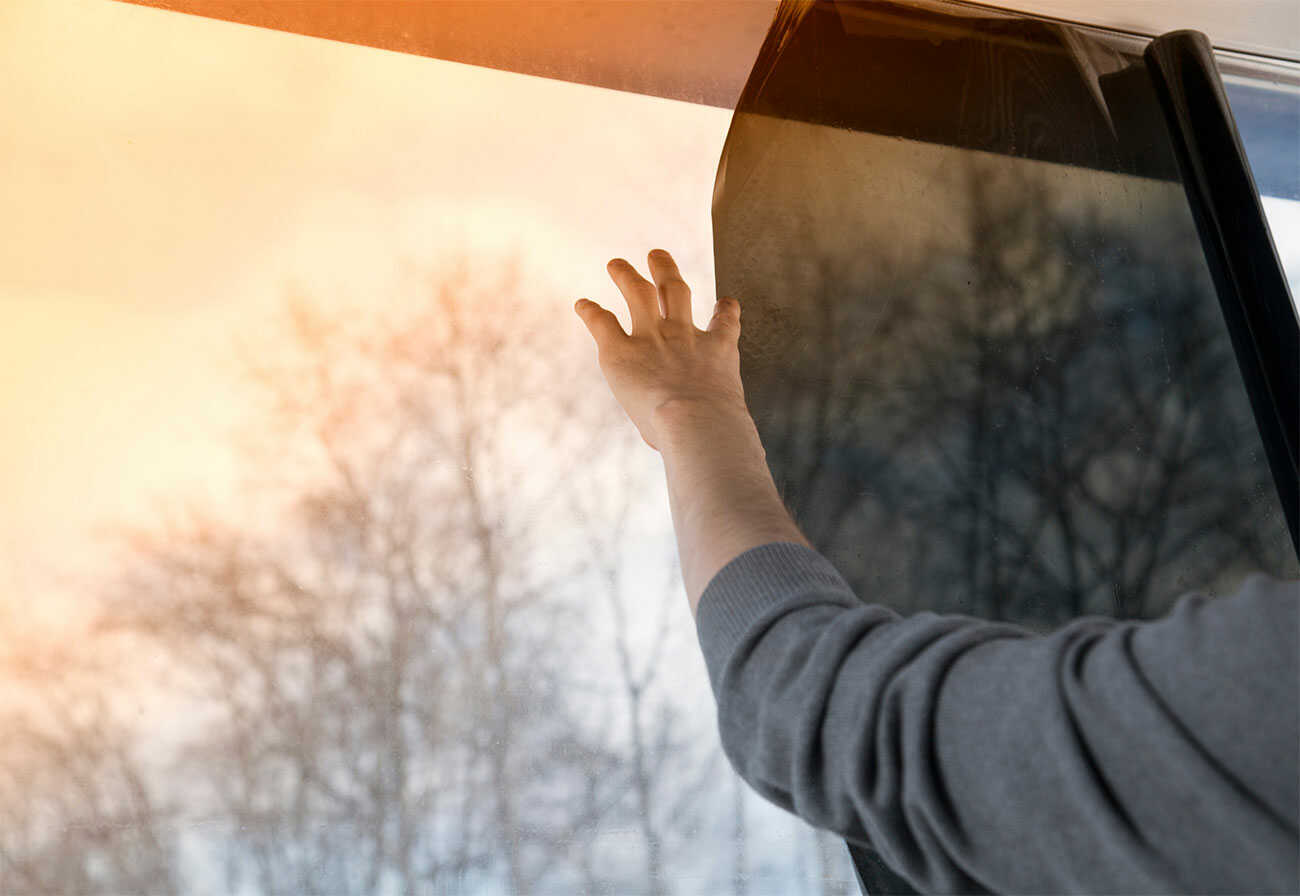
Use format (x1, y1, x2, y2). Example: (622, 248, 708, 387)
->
(695, 541, 857, 688)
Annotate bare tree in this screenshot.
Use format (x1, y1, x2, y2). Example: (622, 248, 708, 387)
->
(736, 160, 1297, 629)
(102, 257, 639, 893)
(813, 829, 853, 896)
(0, 646, 179, 895)
(570, 416, 735, 894)
(730, 773, 748, 896)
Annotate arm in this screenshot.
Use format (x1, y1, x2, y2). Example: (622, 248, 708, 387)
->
(574, 249, 809, 613)
(575, 251, 1299, 893)
(696, 546, 1298, 892)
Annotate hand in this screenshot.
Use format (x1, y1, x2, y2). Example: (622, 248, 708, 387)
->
(575, 249, 750, 451)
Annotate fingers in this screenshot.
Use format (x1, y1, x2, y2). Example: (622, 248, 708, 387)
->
(706, 296, 741, 341)
(647, 249, 692, 323)
(606, 258, 659, 334)
(574, 298, 627, 348)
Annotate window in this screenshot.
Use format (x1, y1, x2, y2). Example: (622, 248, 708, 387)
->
(0, 1, 856, 892)
(712, 7, 1297, 885)
(2, 1, 1294, 894)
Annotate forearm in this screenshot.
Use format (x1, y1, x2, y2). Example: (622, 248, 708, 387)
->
(654, 398, 810, 614)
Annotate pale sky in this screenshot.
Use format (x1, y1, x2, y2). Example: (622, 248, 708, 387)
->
(0, 0, 731, 636)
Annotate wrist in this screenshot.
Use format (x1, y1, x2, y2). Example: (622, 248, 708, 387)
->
(652, 396, 763, 461)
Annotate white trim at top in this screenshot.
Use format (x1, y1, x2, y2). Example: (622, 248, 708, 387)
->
(951, 0, 1300, 64)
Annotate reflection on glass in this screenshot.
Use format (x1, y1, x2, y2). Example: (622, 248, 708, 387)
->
(715, 0, 1298, 631)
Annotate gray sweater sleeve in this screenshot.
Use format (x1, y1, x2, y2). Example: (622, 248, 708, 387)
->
(695, 541, 1299, 894)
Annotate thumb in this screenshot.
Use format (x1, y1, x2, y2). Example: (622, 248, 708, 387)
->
(574, 298, 627, 347)
(706, 296, 741, 339)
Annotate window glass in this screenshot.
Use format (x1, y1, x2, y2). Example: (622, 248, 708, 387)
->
(0, 1, 857, 892)
(4, 1, 1296, 893)
(713, 0, 1299, 635)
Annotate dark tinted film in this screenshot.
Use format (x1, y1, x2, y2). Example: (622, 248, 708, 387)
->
(714, 0, 1299, 630)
